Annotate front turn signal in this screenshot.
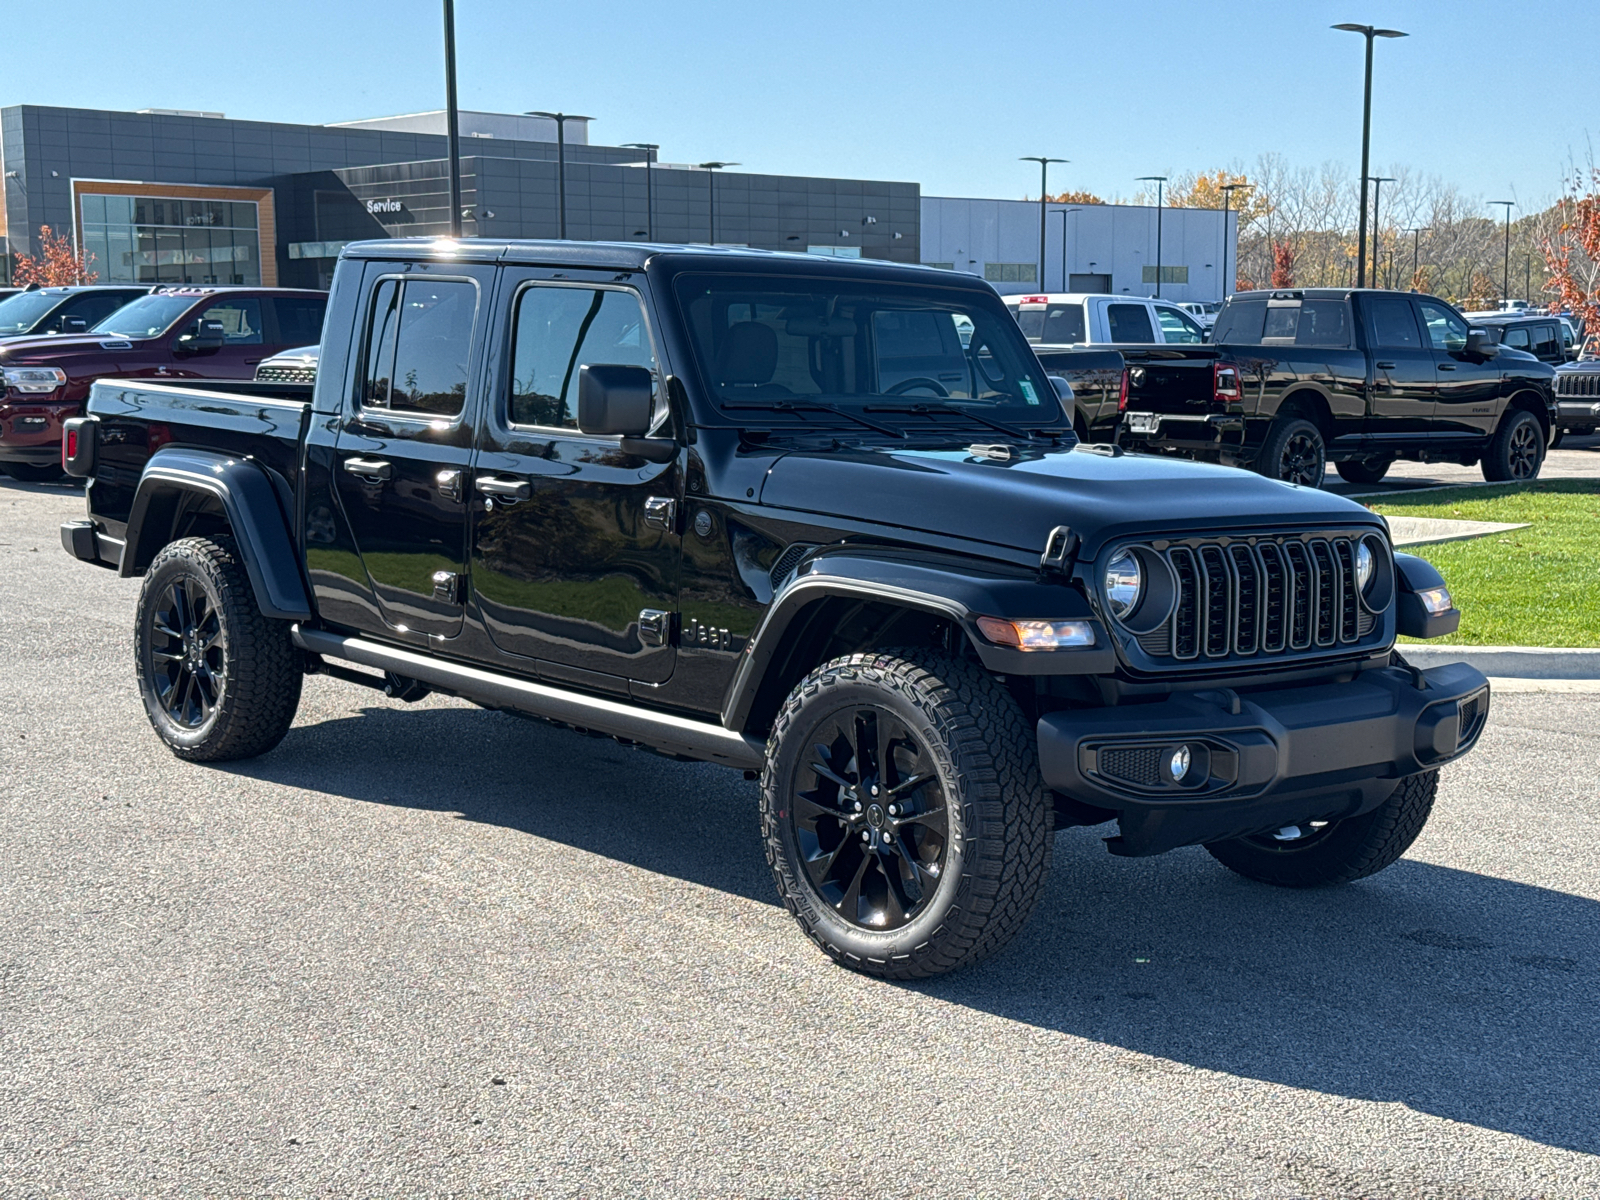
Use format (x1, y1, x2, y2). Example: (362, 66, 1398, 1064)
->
(976, 617, 1095, 651)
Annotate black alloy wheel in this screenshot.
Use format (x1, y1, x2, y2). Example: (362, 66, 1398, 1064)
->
(1335, 454, 1394, 485)
(147, 576, 226, 730)
(135, 537, 303, 761)
(1482, 410, 1545, 483)
(1258, 416, 1327, 489)
(788, 706, 949, 931)
(1506, 419, 1542, 479)
(761, 649, 1054, 979)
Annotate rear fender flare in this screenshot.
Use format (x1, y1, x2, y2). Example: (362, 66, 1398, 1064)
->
(721, 549, 1114, 733)
(122, 446, 312, 620)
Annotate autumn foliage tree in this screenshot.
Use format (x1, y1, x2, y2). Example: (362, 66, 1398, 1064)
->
(1043, 190, 1107, 205)
(1541, 166, 1600, 332)
(1270, 241, 1296, 288)
(13, 225, 98, 287)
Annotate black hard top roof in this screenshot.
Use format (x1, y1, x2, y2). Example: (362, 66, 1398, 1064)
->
(340, 237, 988, 289)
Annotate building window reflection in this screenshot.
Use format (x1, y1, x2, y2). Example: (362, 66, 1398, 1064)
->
(78, 193, 262, 285)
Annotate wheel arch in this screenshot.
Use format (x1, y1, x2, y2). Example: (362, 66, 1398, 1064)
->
(722, 549, 1114, 736)
(1502, 388, 1552, 435)
(1275, 387, 1335, 437)
(122, 447, 312, 621)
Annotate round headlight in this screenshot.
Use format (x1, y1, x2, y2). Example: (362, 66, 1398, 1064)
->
(1356, 540, 1374, 593)
(1104, 549, 1143, 619)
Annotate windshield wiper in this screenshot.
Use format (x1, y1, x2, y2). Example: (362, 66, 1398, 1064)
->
(721, 400, 904, 438)
(863, 402, 1034, 439)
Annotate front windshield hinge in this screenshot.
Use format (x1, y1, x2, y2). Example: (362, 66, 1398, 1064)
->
(1039, 525, 1077, 576)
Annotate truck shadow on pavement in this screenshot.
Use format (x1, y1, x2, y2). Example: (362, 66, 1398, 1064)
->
(231, 699, 1599, 1159)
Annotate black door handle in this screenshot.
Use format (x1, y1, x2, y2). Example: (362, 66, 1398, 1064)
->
(343, 457, 391, 481)
(475, 475, 531, 500)
(1375, 361, 1397, 370)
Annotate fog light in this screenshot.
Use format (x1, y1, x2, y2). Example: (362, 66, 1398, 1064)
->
(1416, 585, 1452, 615)
(1168, 745, 1191, 782)
(976, 616, 1095, 651)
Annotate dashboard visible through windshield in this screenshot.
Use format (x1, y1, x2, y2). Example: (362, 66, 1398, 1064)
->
(674, 275, 1065, 428)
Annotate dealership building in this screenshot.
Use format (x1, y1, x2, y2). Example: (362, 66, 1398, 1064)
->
(1, 103, 1228, 302)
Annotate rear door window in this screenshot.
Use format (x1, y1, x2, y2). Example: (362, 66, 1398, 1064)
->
(1503, 326, 1531, 350)
(1531, 324, 1560, 358)
(1154, 306, 1205, 343)
(360, 278, 478, 417)
(269, 296, 328, 345)
(1105, 303, 1155, 343)
(1366, 296, 1423, 349)
(1295, 300, 1350, 347)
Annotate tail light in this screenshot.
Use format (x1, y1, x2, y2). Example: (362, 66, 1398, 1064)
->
(147, 422, 174, 454)
(1213, 362, 1241, 406)
(1118, 368, 1130, 412)
(62, 415, 97, 477)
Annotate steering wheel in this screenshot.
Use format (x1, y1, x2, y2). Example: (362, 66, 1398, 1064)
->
(887, 377, 951, 398)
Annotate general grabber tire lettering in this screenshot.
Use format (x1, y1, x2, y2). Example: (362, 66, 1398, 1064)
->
(1204, 769, 1438, 887)
(760, 649, 1054, 979)
(135, 536, 302, 762)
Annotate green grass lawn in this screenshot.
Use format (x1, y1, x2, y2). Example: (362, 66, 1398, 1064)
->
(1367, 479, 1600, 647)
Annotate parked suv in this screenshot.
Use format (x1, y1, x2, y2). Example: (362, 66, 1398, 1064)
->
(1118, 289, 1557, 487)
(58, 241, 1487, 980)
(0, 286, 325, 481)
(0, 285, 151, 341)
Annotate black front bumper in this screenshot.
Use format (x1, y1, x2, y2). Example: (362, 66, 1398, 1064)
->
(1555, 399, 1600, 431)
(1038, 662, 1489, 856)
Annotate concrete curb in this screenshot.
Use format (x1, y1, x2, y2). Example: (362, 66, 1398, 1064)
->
(1398, 644, 1600, 680)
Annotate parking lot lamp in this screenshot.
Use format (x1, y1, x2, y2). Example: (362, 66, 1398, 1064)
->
(1136, 176, 1168, 297)
(1220, 182, 1252, 298)
(1053, 207, 1080, 291)
(442, 0, 462, 238)
(527, 112, 593, 239)
(622, 143, 659, 240)
(1021, 157, 1067, 291)
(1404, 227, 1429, 288)
(1333, 24, 1407, 287)
(1488, 200, 1516, 304)
(1368, 175, 1397, 286)
(697, 163, 738, 244)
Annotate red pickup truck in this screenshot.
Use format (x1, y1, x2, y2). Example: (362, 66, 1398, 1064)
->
(0, 285, 325, 481)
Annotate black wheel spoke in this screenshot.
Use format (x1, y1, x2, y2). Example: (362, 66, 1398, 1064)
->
(885, 771, 935, 798)
(149, 648, 185, 662)
(837, 852, 873, 922)
(894, 805, 947, 834)
(793, 788, 850, 827)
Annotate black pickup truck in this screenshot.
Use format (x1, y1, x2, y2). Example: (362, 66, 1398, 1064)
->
(58, 241, 1487, 979)
(1118, 288, 1558, 487)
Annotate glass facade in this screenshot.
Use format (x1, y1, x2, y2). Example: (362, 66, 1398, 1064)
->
(78, 193, 262, 285)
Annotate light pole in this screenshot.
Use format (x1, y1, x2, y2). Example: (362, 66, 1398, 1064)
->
(697, 162, 738, 244)
(1136, 176, 1168, 297)
(442, 0, 462, 238)
(1489, 200, 1515, 303)
(1404, 227, 1429, 289)
(527, 112, 592, 239)
(1020, 156, 1067, 291)
(1220, 182, 1252, 299)
(1052, 207, 1080, 292)
(1368, 175, 1397, 287)
(1333, 23, 1407, 287)
(622, 143, 659, 240)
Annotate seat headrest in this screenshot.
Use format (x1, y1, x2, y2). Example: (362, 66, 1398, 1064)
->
(716, 321, 779, 386)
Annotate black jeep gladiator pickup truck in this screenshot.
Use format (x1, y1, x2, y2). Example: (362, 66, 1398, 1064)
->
(58, 241, 1488, 979)
(1118, 288, 1558, 487)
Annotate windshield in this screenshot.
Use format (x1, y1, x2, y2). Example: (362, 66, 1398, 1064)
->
(675, 275, 1064, 427)
(0, 292, 64, 336)
(90, 294, 198, 338)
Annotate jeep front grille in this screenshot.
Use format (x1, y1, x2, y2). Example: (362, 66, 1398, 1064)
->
(1556, 372, 1599, 397)
(1133, 531, 1382, 666)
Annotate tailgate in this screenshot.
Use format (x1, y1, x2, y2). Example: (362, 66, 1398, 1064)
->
(1119, 346, 1225, 420)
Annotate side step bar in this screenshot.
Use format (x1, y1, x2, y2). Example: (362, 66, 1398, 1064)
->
(292, 626, 767, 771)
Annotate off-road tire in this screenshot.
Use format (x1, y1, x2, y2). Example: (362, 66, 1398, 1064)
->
(4, 462, 66, 483)
(1335, 454, 1394, 485)
(1481, 410, 1544, 482)
(1257, 415, 1327, 488)
(1204, 769, 1438, 887)
(760, 649, 1053, 980)
(135, 536, 302, 762)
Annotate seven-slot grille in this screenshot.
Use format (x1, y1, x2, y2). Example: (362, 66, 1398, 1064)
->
(1556, 372, 1599, 397)
(255, 363, 317, 383)
(1136, 533, 1380, 664)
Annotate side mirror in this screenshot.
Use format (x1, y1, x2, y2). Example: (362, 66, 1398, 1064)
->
(1465, 329, 1499, 359)
(61, 315, 89, 334)
(577, 364, 677, 462)
(1049, 375, 1075, 404)
(178, 318, 227, 351)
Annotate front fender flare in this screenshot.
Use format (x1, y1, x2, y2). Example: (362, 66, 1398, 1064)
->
(122, 446, 312, 621)
(721, 549, 1114, 732)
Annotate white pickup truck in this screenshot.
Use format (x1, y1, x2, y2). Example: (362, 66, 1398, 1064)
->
(1004, 292, 1209, 346)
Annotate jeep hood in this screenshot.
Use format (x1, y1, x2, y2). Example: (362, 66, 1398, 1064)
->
(756, 444, 1383, 555)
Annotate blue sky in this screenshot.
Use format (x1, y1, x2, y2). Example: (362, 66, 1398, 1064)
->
(12, 0, 1588, 208)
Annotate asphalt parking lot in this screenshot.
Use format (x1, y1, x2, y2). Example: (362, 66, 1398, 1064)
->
(2, 479, 1597, 1199)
